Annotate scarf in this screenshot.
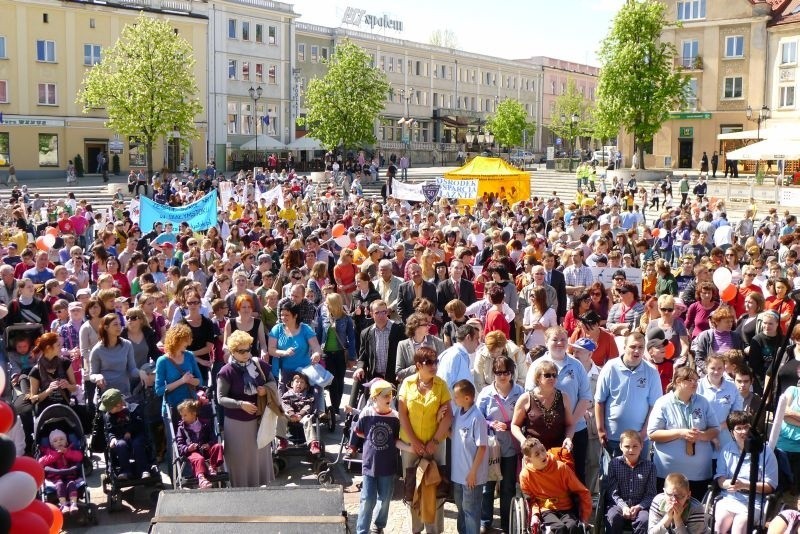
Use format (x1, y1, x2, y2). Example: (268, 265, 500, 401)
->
(232, 358, 260, 396)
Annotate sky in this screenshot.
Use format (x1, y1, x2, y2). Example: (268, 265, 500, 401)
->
(289, 0, 626, 66)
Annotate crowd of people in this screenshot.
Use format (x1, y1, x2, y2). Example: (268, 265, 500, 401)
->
(2, 157, 800, 534)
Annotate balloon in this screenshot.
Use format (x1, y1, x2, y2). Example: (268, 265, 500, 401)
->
(21, 500, 52, 530)
(0, 436, 15, 478)
(9, 510, 48, 534)
(721, 284, 738, 303)
(45, 227, 59, 237)
(0, 506, 9, 534)
(11, 456, 45, 487)
(0, 367, 5, 395)
(0, 401, 13, 434)
(35, 237, 48, 251)
(333, 235, 351, 248)
(0, 472, 38, 512)
(42, 235, 55, 249)
(665, 341, 675, 360)
(331, 223, 345, 238)
(651, 228, 660, 238)
(45, 504, 62, 534)
(713, 267, 732, 290)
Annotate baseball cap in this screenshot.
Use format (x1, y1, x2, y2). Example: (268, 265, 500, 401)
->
(570, 338, 597, 353)
(646, 337, 668, 351)
(99, 388, 124, 412)
(367, 244, 381, 254)
(369, 379, 394, 398)
(68, 301, 83, 311)
(76, 288, 92, 298)
(578, 310, 602, 326)
(598, 215, 611, 225)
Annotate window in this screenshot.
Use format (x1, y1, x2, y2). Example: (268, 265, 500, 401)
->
(397, 57, 403, 73)
(0, 133, 8, 167)
(268, 65, 277, 84)
(782, 42, 797, 65)
(228, 19, 236, 39)
(242, 62, 250, 81)
(321, 48, 328, 61)
(0, 80, 6, 103)
(38, 134, 58, 167)
(36, 40, 55, 62)
(268, 26, 277, 45)
(83, 44, 101, 66)
(551, 81, 556, 94)
(676, 0, 706, 21)
(311, 45, 318, 62)
(228, 60, 237, 80)
(242, 21, 250, 41)
(0, 36, 6, 58)
(227, 102, 238, 134)
(685, 78, 698, 109)
(255, 63, 263, 83)
(255, 24, 263, 43)
(432, 62, 437, 78)
(89, 18, 95, 29)
(241, 102, 253, 135)
(298, 43, 305, 62)
(780, 86, 795, 108)
(725, 36, 744, 58)
(37, 83, 56, 105)
(415, 61, 421, 76)
(380, 56, 386, 71)
(681, 39, 699, 67)
(723, 76, 743, 99)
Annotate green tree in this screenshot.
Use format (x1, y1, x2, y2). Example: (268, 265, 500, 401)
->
(549, 79, 593, 155)
(486, 99, 535, 152)
(77, 13, 203, 179)
(595, 0, 688, 169)
(301, 39, 390, 151)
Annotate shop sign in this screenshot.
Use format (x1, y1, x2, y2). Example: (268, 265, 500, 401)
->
(0, 115, 65, 127)
(669, 112, 711, 120)
(342, 7, 404, 32)
(679, 127, 694, 138)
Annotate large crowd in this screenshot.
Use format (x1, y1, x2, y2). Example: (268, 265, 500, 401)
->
(3, 156, 800, 534)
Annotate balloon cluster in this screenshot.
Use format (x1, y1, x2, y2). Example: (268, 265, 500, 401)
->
(35, 227, 59, 252)
(712, 267, 738, 303)
(330, 223, 351, 248)
(0, 369, 63, 534)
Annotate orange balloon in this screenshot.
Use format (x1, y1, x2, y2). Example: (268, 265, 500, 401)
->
(665, 341, 675, 360)
(35, 237, 48, 251)
(651, 228, 660, 238)
(45, 227, 59, 237)
(45, 503, 62, 534)
(331, 223, 345, 238)
(721, 284, 737, 302)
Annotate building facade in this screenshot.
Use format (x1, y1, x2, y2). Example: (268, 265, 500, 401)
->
(0, 0, 209, 178)
(633, 0, 773, 170)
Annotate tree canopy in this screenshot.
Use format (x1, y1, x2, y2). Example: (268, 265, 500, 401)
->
(486, 99, 535, 150)
(77, 13, 203, 178)
(429, 29, 459, 49)
(594, 0, 688, 169)
(549, 80, 594, 152)
(301, 39, 390, 151)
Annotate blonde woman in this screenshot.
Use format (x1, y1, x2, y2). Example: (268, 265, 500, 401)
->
(472, 330, 528, 391)
(420, 249, 437, 283)
(314, 293, 355, 416)
(306, 261, 328, 306)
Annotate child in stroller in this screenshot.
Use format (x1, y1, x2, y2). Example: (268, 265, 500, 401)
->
(175, 399, 224, 489)
(280, 372, 321, 456)
(38, 429, 84, 516)
(7, 335, 36, 396)
(100, 388, 157, 480)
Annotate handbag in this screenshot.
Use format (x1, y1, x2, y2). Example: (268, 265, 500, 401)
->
(252, 358, 269, 417)
(167, 356, 196, 393)
(301, 363, 334, 388)
(487, 435, 502, 481)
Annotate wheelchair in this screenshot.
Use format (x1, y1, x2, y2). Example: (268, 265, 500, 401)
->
(509, 487, 592, 534)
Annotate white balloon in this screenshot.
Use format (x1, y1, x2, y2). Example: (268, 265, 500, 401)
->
(0, 471, 37, 512)
(42, 234, 56, 248)
(712, 267, 732, 291)
(333, 235, 351, 248)
(0, 367, 5, 395)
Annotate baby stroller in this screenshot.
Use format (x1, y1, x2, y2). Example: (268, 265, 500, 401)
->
(164, 388, 230, 490)
(34, 403, 99, 526)
(5, 322, 44, 454)
(100, 397, 164, 512)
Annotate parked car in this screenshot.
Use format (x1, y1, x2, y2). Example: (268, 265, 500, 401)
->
(510, 149, 535, 166)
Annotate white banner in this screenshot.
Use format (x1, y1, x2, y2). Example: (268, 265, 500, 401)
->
(128, 197, 140, 224)
(435, 177, 478, 199)
(259, 185, 285, 209)
(591, 267, 642, 288)
(391, 181, 425, 201)
(219, 181, 234, 206)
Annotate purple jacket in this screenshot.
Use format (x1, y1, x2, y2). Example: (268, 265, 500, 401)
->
(175, 418, 217, 457)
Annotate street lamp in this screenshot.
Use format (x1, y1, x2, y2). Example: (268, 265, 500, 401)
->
(248, 85, 263, 169)
(397, 87, 415, 151)
(465, 128, 494, 154)
(745, 104, 770, 141)
(561, 112, 580, 171)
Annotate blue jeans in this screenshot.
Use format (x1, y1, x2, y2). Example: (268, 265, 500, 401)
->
(481, 455, 517, 531)
(356, 474, 395, 534)
(454, 482, 484, 534)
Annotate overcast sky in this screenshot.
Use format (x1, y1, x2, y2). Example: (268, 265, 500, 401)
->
(290, 0, 625, 66)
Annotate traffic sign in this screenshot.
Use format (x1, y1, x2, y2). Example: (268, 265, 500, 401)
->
(556, 138, 562, 146)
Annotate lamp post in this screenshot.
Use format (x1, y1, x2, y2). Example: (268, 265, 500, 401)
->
(746, 104, 770, 177)
(465, 128, 494, 155)
(248, 85, 263, 169)
(561, 112, 580, 172)
(397, 87, 414, 152)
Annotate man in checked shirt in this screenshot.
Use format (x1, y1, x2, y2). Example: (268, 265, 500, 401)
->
(603, 429, 657, 534)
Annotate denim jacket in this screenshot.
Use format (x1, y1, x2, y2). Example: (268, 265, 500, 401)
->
(315, 305, 356, 360)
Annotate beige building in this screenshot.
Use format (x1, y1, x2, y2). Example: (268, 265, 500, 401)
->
(631, 0, 773, 171)
(0, 0, 209, 178)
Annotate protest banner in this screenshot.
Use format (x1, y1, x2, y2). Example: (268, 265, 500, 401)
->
(435, 177, 479, 199)
(140, 190, 218, 231)
(391, 181, 425, 201)
(258, 185, 285, 209)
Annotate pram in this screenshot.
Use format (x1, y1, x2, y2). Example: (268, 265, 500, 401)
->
(6, 322, 45, 453)
(34, 403, 99, 526)
(163, 388, 230, 490)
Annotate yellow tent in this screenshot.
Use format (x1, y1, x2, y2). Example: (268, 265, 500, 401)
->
(444, 156, 531, 205)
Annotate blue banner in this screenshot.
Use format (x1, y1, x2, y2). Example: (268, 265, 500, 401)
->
(139, 191, 218, 232)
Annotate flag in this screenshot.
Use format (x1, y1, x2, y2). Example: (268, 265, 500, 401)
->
(259, 185, 285, 209)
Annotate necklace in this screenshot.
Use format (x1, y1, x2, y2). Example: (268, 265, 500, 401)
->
(418, 377, 433, 389)
(532, 388, 561, 428)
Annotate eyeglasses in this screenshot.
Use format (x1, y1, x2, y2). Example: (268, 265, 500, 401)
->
(541, 372, 557, 379)
(125, 315, 139, 320)
(665, 492, 688, 501)
(233, 349, 250, 355)
(421, 359, 439, 367)
(373, 310, 388, 316)
(660, 307, 674, 312)
(494, 370, 512, 376)
(186, 301, 200, 306)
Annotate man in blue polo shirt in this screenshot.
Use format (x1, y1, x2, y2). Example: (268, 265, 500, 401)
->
(22, 251, 55, 285)
(437, 323, 481, 392)
(595, 331, 662, 457)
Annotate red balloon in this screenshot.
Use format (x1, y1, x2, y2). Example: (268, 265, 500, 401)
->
(721, 284, 738, 303)
(9, 510, 49, 534)
(45, 503, 62, 534)
(11, 457, 45, 488)
(651, 228, 660, 238)
(331, 223, 345, 238)
(0, 402, 13, 434)
(20, 501, 52, 530)
(665, 341, 675, 360)
(45, 227, 59, 238)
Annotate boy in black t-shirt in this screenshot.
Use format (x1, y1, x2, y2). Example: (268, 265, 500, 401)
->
(354, 379, 400, 534)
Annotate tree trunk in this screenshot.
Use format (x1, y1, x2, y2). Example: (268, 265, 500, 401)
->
(146, 140, 154, 185)
(636, 142, 647, 171)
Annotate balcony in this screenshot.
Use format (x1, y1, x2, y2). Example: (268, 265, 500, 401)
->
(675, 56, 704, 71)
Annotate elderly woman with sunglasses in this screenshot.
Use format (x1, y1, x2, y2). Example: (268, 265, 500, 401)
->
(606, 282, 646, 337)
(395, 313, 445, 383)
(646, 294, 690, 364)
(397, 346, 452, 534)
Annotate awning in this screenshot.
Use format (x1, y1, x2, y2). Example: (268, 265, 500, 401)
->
(724, 138, 800, 160)
(239, 135, 285, 151)
(717, 126, 800, 140)
(287, 136, 323, 151)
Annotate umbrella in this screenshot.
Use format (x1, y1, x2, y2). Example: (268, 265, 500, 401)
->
(287, 136, 323, 151)
(239, 135, 285, 151)
(723, 138, 800, 161)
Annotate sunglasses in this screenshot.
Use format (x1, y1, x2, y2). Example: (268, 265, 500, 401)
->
(421, 359, 439, 367)
(541, 372, 557, 379)
(494, 370, 512, 376)
(618, 289, 630, 294)
(660, 307, 674, 312)
(125, 315, 139, 320)
(186, 301, 200, 306)
(233, 348, 250, 355)
(291, 276, 301, 280)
